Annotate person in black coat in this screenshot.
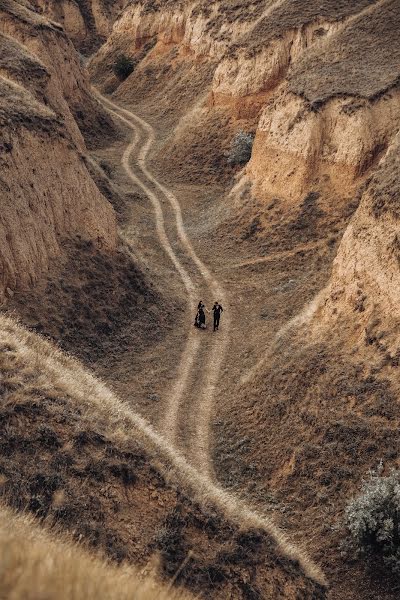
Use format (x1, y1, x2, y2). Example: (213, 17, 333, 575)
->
(212, 302, 223, 331)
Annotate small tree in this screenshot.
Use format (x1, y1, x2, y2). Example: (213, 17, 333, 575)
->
(228, 131, 255, 166)
(113, 55, 135, 80)
(344, 463, 400, 574)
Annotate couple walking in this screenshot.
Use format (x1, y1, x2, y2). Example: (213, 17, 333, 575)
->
(194, 301, 223, 332)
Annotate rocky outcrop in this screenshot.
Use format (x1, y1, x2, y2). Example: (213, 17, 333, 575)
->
(315, 131, 400, 356)
(0, 1, 117, 302)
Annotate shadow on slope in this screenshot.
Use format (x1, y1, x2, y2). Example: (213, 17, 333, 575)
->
(2, 238, 165, 365)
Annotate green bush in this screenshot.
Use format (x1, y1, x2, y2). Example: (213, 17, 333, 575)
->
(228, 131, 255, 166)
(345, 463, 400, 574)
(113, 55, 135, 81)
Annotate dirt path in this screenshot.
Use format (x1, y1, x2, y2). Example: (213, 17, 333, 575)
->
(95, 90, 230, 479)
(90, 90, 328, 589)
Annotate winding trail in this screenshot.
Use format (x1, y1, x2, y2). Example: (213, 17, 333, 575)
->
(95, 90, 230, 479)
(90, 90, 327, 589)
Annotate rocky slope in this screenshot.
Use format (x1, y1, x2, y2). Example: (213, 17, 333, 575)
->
(0, 0, 119, 303)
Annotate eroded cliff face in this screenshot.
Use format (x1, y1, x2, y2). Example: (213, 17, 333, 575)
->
(316, 132, 400, 358)
(0, 0, 117, 302)
(0, 0, 117, 147)
(90, 0, 400, 193)
(30, 0, 127, 52)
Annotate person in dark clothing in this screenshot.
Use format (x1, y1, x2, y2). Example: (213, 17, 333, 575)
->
(212, 302, 223, 331)
(194, 301, 207, 329)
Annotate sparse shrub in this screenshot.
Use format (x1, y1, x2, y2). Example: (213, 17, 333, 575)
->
(345, 463, 400, 574)
(113, 54, 134, 80)
(228, 131, 255, 166)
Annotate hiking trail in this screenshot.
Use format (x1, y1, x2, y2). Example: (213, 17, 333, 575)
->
(95, 90, 230, 479)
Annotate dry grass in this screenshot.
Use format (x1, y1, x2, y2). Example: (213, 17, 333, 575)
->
(0, 313, 327, 593)
(0, 503, 186, 600)
(289, 0, 400, 103)
(240, 0, 378, 55)
(0, 76, 57, 128)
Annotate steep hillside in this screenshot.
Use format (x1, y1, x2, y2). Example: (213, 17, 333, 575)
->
(214, 133, 400, 600)
(0, 0, 117, 147)
(0, 2, 117, 302)
(30, 0, 127, 53)
(0, 73, 116, 302)
(0, 315, 326, 599)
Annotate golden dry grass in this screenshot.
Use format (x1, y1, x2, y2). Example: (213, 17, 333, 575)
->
(0, 314, 326, 587)
(0, 503, 186, 600)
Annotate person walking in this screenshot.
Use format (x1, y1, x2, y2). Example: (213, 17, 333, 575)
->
(212, 301, 223, 332)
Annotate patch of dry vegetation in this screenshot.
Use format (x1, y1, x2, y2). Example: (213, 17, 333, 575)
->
(289, 0, 400, 103)
(241, 0, 378, 55)
(0, 504, 185, 600)
(0, 76, 57, 128)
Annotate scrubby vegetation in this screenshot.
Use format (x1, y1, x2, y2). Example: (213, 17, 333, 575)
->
(228, 131, 255, 165)
(113, 54, 135, 80)
(0, 504, 183, 600)
(345, 464, 400, 574)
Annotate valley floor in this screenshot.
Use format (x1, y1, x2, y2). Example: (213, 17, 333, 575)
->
(89, 92, 337, 591)
(87, 88, 398, 600)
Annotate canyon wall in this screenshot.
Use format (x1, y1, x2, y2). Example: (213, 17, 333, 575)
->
(315, 131, 400, 357)
(0, 0, 117, 302)
(90, 0, 400, 193)
(30, 0, 127, 52)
